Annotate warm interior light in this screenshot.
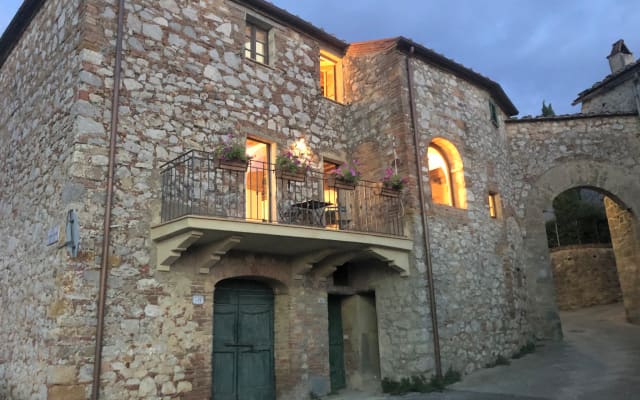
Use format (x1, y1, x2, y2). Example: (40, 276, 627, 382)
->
(428, 145, 453, 206)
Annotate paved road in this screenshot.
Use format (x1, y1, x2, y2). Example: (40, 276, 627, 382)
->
(329, 303, 640, 400)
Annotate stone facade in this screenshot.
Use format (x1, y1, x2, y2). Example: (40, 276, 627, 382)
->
(550, 245, 622, 310)
(1, 1, 640, 400)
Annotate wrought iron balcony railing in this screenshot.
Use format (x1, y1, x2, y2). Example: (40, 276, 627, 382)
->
(160, 150, 404, 236)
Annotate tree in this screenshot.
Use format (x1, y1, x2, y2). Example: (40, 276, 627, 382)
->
(541, 100, 556, 117)
(546, 188, 611, 247)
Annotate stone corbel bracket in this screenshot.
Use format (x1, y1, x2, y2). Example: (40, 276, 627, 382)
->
(155, 230, 204, 271)
(364, 246, 410, 276)
(290, 248, 337, 277)
(312, 252, 359, 279)
(193, 236, 242, 274)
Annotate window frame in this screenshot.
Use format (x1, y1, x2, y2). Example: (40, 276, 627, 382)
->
(319, 50, 344, 103)
(488, 191, 501, 219)
(489, 101, 499, 127)
(244, 18, 270, 65)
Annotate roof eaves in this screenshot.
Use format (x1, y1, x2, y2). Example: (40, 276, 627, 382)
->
(395, 37, 518, 116)
(0, 0, 46, 69)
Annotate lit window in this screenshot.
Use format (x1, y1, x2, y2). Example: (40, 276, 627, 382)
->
(244, 21, 269, 64)
(427, 138, 467, 209)
(488, 192, 500, 218)
(319, 51, 343, 102)
(427, 145, 453, 206)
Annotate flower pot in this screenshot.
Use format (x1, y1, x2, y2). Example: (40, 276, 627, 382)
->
(276, 169, 306, 182)
(328, 175, 357, 190)
(216, 159, 248, 172)
(381, 187, 401, 198)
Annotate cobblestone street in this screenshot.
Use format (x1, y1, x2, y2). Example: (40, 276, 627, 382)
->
(328, 303, 640, 400)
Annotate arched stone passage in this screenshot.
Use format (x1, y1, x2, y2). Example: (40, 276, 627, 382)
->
(522, 161, 640, 338)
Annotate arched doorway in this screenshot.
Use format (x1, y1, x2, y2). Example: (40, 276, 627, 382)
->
(522, 161, 640, 338)
(545, 188, 622, 311)
(212, 279, 275, 400)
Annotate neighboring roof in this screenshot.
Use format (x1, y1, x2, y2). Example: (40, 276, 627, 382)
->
(573, 58, 640, 105)
(506, 111, 638, 124)
(0, 1, 517, 116)
(0, 0, 45, 68)
(349, 37, 518, 116)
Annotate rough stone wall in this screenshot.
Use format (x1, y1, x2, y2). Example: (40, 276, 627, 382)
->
(605, 197, 640, 323)
(341, 46, 435, 379)
(550, 245, 622, 310)
(506, 115, 640, 337)
(66, 0, 352, 398)
(580, 79, 638, 114)
(0, 1, 88, 399)
(410, 59, 529, 373)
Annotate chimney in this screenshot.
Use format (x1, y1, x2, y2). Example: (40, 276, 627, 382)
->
(607, 39, 635, 74)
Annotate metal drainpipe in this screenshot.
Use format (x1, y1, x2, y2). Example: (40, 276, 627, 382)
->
(91, 0, 125, 398)
(405, 46, 443, 378)
(633, 72, 640, 117)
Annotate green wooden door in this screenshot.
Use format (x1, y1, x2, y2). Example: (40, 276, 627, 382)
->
(213, 280, 275, 400)
(328, 296, 346, 391)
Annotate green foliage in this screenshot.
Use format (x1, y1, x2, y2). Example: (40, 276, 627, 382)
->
(546, 188, 611, 247)
(541, 100, 556, 117)
(443, 367, 462, 385)
(512, 341, 536, 359)
(381, 368, 461, 395)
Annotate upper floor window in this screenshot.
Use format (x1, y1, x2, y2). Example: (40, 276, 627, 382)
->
(245, 20, 269, 64)
(427, 138, 467, 209)
(488, 192, 501, 218)
(319, 50, 343, 103)
(489, 101, 499, 127)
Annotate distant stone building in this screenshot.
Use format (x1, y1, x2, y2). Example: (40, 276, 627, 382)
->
(0, 1, 638, 399)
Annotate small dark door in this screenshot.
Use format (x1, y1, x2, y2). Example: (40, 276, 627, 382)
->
(213, 280, 275, 400)
(328, 295, 346, 391)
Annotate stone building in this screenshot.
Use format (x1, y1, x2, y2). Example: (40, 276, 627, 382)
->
(0, 1, 638, 400)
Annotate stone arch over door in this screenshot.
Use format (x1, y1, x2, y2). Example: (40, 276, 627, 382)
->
(522, 161, 640, 338)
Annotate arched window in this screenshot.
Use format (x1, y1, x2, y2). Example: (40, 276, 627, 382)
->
(427, 138, 466, 208)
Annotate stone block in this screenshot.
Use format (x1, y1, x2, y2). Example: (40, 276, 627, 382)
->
(47, 385, 86, 400)
(47, 365, 77, 385)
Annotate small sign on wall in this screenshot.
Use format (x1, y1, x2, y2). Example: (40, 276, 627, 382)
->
(47, 226, 60, 246)
(192, 295, 205, 305)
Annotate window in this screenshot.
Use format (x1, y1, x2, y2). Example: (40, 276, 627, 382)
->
(489, 101, 499, 127)
(244, 20, 269, 64)
(319, 50, 343, 102)
(488, 192, 501, 218)
(427, 138, 467, 209)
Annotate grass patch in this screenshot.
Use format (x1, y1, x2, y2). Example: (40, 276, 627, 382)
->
(512, 341, 536, 359)
(381, 367, 461, 395)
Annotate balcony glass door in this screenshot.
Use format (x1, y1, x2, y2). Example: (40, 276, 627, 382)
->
(246, 139, 271, 222)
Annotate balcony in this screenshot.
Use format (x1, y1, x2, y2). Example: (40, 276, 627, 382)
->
(151, 150, 412, 275)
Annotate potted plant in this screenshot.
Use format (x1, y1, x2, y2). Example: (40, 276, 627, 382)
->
(275, 151, 310, 182)
(381, 167, 407, 197)
(213, 133, 250, 172)
(328, 160, 361, 190)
